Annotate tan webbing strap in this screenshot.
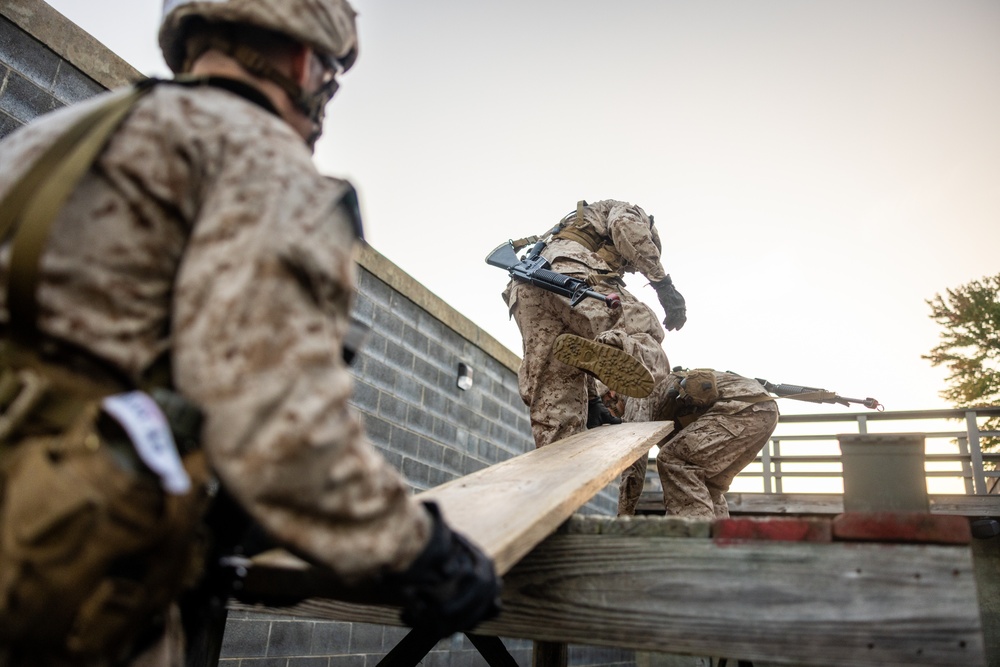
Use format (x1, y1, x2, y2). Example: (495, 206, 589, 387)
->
(553, 226, 600, 252)
(510, 235, 539, 252)
(730, 390, 837, 405)
(3, 83, 154, 343)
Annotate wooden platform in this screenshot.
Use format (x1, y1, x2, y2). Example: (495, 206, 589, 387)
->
(636, 491, 1000, 517)
(235, 515, 986, 667)
(231, 425, 995, 667)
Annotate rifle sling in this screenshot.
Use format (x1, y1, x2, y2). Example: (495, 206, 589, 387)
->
(729, 390, 838, 405)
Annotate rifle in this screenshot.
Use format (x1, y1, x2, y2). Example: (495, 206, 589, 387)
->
(485, 239, 621, 309)
(754, 378, 882, 410)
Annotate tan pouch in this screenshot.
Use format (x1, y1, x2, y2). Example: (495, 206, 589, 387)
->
(0, 397, 209, 663)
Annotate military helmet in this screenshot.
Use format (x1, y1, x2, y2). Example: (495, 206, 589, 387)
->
(675, 369, 720, 408)
(159, 0, 359, 74)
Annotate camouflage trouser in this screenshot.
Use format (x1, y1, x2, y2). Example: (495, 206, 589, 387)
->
(507, 279, 667, 448)
(643, 406, 778, 519)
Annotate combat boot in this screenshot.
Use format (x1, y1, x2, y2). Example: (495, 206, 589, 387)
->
(552, 334, 654, 398)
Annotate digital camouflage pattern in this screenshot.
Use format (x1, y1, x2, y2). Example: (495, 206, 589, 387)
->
(504, 199, 672, 448)
(618, 370, 779, 518)
(0, 84, 430, 578)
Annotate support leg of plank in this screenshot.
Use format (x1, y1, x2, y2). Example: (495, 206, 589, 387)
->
(374, 628, 442, 667)
(532, 640, 567, 667)
(466, 634, 520, 667)
(376, 630, 520, 667)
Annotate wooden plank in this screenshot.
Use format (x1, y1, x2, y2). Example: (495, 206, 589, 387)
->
(418, 421, 674, 574)
(638, 491, 1000, 517)
(234, 518, 985, 666)
(240, 422, 673, 601)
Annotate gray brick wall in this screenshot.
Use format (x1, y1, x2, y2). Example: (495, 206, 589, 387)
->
(347, 265, 618, 515)
(349, 267, 533, 488)
(0, 3, 626, 665)
(0, 13, 104, 136)
(218, 611, 537, 667)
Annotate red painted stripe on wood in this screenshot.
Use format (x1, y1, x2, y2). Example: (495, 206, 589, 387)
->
(832, 512, 971, 545)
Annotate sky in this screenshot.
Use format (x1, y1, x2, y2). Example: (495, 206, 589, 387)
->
(43, 0, 1000, 417)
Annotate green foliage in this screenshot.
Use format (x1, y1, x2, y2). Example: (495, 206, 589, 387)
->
(924, 273, 1000, 451)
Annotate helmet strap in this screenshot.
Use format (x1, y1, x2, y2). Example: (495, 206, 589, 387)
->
(184, 34, 332, 131)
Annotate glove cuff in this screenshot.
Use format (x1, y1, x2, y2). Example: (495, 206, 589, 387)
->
(651, 274, 673, 289)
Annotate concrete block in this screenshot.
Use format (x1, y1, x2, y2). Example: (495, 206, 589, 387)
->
(0, 16, 59, 88)
(219, 619, 271, 658)
(0, 69, 59, 123)
(839, 433, 928, 512)
(347, 623, 384, 654)
(0, 107, 22, 139)
(310, 621, 353, 655)
(52, 61, 102, 104)
(267, 620, 315, 657)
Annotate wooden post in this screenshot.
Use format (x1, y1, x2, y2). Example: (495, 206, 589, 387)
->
(532, 640, 567, 667)
(971, 534, 1000, 667)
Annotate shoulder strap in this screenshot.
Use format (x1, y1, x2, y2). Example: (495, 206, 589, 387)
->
(1, 80, 157, 343)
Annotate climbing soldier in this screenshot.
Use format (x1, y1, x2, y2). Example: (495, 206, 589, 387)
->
(502, 199, 687, 448)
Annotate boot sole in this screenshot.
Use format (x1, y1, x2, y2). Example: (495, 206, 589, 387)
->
(552, 334, 654, 398)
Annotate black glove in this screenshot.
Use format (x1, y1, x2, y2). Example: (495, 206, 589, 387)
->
(587, 396, 622, 428)
(651, 275, 687, 331)
(388, 501, 501, 637)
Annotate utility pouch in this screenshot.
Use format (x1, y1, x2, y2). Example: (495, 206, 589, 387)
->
(0, 383, 210, 664)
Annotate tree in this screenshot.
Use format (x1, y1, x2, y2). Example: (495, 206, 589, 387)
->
(924, 273, 1000, 453)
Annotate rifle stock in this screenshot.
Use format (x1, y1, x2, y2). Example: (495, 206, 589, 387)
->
(485, 241, 621, 310)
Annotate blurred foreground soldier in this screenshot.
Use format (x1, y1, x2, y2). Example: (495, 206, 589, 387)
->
(503, 199, 686, 447)
(618, 369, 779, 518)
(0, 1, 498, 665)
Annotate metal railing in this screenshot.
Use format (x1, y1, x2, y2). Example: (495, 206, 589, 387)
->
(744, 406, 1000, 495)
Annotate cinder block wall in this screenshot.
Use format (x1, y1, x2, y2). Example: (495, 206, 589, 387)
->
(0, 3, 627, 666)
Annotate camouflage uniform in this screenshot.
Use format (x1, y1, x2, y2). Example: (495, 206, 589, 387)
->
(618, 371, 779, 518)
(0, 83, 429, 582)
(504, 200, 672, 447)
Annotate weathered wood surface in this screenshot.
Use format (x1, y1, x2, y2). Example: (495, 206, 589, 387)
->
(235, 517, 985, 667)
(638, 491, 1000, 517)
(417, 421, 674, 574)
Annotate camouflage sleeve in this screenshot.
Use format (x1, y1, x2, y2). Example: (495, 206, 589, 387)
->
(171, 153, 429, 582)
(605, 201, 668, 283)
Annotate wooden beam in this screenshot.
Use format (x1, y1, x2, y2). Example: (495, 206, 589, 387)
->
(419, 421, 674, 574)
(234, 517, 985, 666)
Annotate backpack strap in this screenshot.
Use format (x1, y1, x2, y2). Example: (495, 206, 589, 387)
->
(2, 80, 157, 344)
